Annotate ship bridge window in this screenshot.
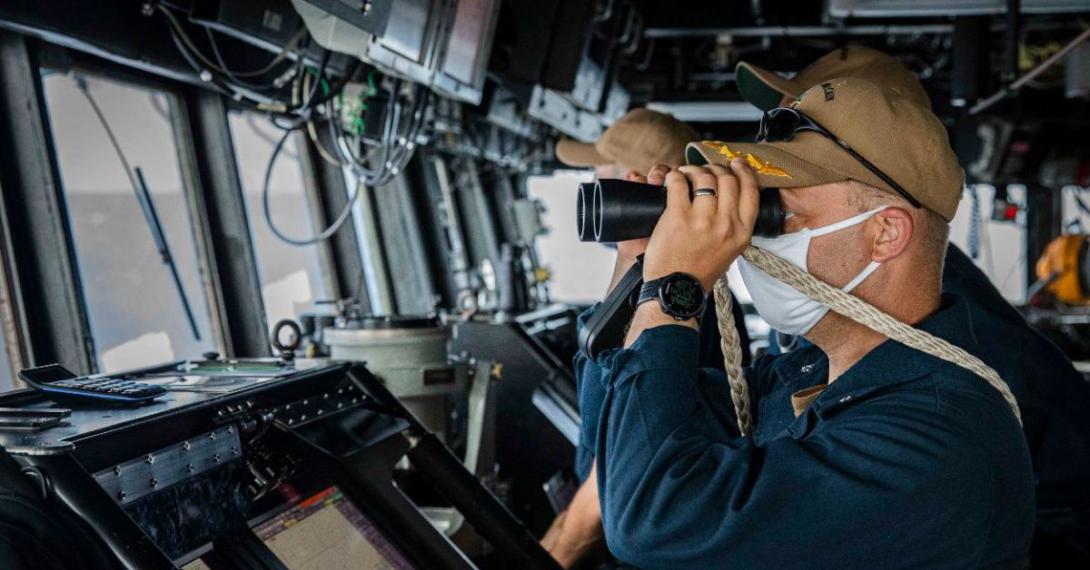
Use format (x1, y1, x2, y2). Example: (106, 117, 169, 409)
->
(0, 282, 13, 391)
(41, 72, 217, 372)
(0, 340, 9, 392)
(228, 112, 331, 329)
(0, 241, 15, 391)
(526, 171, 617, 304)
(0, 338, 11, 392)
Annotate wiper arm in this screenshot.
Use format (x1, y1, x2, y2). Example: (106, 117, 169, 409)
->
(133, 167, 201, 341)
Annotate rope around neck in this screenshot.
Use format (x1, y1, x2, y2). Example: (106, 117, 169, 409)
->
(714, 245, 1021, 436)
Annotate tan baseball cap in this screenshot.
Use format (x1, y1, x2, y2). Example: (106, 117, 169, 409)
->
(555, 108, 698, 174)
(737, 45, 931, 111)
(687, 77, 964, 220)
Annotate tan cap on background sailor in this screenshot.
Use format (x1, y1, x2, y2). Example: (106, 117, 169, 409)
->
(555, 108, 697, 174)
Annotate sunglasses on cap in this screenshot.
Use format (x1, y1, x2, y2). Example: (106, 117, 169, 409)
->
(756, 107, 922, 209)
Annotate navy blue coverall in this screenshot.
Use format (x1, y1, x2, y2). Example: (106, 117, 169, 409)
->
(577, 294, 1035, 569)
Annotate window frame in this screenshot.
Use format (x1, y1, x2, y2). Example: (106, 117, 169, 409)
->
(0, 30, 381, 372)
(0, 32, 95, 375)
(39, 56, 231, 369)
(47, 45, 373, 358)
(0, 178, 30, 388)
(224, 107, 347, 329)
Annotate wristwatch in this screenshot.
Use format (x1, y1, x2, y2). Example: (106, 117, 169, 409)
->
(637, 272, 706, 321)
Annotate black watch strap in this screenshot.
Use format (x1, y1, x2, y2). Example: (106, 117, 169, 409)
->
(637, 278, 664, 307)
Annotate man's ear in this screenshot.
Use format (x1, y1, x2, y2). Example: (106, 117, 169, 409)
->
(871, 207, 914, 262)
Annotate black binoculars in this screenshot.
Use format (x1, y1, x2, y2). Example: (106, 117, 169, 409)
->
(576, 178, 785, 242)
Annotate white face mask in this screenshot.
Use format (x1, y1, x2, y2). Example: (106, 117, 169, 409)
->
(738, 207, 886, 336)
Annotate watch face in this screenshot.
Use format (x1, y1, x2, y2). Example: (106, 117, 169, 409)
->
(660, 273, 704, 318)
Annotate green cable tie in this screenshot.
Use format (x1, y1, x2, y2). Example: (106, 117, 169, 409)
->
(367, 71, 377, 96)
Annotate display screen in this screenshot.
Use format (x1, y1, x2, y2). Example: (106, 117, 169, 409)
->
(185, 360, 290, 374)
(253, 487, 416, 570)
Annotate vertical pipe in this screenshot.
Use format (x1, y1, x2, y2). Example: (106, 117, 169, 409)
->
(1006, 0, 1021, 82)
(952, 17, 988, 107)
(1024, 183, 1062, 300)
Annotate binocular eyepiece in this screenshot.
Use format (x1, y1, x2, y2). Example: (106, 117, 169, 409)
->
(577, 178, 785, 242)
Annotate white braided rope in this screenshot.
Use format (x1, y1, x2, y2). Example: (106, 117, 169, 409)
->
(714, 245, 1022, 436)
(713, 277, 751, 434)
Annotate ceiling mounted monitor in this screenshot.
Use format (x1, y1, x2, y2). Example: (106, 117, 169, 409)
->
(294, 0, 442, 88)
(295, 0, 393, 35)
(433, 0, 502, 104)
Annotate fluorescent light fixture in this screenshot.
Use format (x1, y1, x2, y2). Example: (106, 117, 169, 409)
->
(646, 101, 763, 122)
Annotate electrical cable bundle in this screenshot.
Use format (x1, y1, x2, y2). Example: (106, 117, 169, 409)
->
(153, 3, 430, 245)
(326, 81, 432, 188)
(261, 74, 431, 245)
(157, 4, 301, 113)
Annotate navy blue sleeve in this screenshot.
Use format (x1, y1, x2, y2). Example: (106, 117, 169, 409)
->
(573, 304, 606, 481)
(593, 325, 1019, 569)
(575, 306, 743, 482)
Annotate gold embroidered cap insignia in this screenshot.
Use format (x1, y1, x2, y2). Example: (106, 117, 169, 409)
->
(701, 141, 792, 178)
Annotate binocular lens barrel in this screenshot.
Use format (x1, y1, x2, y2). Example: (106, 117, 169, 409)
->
(577, 182, 591, 241)
(577, 178, 785, 242)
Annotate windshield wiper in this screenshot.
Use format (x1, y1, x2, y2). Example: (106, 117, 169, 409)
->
(133, 166, 201, 341)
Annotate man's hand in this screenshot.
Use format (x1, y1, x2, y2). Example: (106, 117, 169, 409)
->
(539, 465, 605, 568)
(642, 160, 759, 291)
(623, 160, 758, 346)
